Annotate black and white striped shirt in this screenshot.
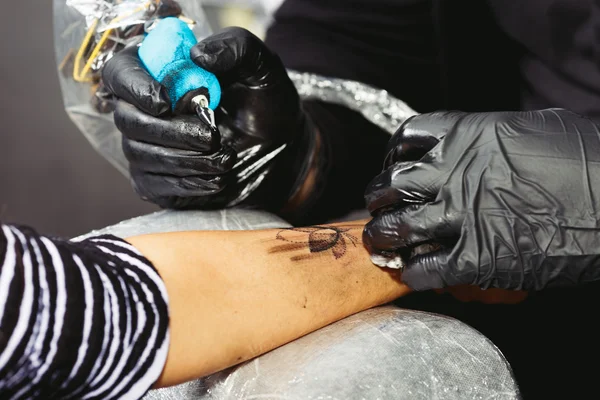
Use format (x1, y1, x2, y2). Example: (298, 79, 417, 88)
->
(0, 224, 170, 399)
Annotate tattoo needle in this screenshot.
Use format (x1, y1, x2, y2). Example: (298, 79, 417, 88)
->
(192, 95, 217, 132)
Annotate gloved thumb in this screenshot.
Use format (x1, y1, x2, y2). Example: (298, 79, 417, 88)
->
(402, 247, 462, 291)
(190, 27, 287, 87)
(384, 111, 467, 168)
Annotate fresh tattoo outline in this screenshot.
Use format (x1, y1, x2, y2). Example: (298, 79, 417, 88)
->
(269, 225, 362, 261)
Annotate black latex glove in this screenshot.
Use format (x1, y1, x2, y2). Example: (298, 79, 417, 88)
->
(102, 28, 315, 211)
(364, 109, 600, 291)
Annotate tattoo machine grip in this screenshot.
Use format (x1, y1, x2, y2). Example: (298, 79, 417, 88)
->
(138, 17, 221, 114)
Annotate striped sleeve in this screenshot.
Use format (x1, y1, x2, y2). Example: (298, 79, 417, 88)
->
(0, 224, 170, 400)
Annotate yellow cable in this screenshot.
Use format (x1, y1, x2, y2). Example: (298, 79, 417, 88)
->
(73, 19, 98, 82)
(73, 1, 152, 83)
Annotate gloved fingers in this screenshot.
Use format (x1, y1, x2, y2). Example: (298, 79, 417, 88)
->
(403, 246, 531, 294)
(401, 247, 465, 290)
(130, 169, 227, 200)
(365, 161, 443, 213)
(384, 111, 467, 168)
(363, 201, 460, 255)
(122, 138, 236, 176)
(102, 46, 171, 117)
(115, 102, 220, 152)
(190, 27, 286, 88)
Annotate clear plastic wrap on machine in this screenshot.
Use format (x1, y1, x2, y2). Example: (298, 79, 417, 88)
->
(53, 0, 213, 175)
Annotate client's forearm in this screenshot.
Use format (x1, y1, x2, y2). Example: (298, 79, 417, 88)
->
(126, 219, 409, 388)
(0, 220, 526, 398)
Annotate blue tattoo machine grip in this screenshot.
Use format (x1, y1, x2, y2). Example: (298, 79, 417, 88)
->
(138, 17, 221, 115)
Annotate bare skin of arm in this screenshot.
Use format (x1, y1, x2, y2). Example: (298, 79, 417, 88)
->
(126, 219, 527, 389)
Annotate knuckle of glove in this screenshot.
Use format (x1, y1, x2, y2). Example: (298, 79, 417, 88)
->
(192, 27, 262, 70)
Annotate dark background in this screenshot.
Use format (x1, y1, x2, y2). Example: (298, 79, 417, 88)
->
(0, 2, 155, 238)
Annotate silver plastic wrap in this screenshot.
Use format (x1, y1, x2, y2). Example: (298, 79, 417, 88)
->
(289, 70, 419, 135)
(73, 208, 290, 240)
(145, 306, 519, 400)
(75, 210, 519, 400)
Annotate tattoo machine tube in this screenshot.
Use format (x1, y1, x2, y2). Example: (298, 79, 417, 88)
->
(139, 17, 221, 127)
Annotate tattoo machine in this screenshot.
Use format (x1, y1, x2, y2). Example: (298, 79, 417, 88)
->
(56, 0, 217, 172)
(61, 0, 198, 112)
(138, 17, 221, 131)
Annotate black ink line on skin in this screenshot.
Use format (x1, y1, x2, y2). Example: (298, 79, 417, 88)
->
(290, 254, 315, 262)
(273, 226, 361, 260)
(269, 242, 308, 253)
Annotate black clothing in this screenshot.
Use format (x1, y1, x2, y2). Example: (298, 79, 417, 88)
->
(265, 1, 600, 398)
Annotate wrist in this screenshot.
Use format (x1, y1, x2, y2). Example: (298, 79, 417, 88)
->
(250, 108, 322, 222)
(278, 114, 324, 218)
(278, 101, 392, 225)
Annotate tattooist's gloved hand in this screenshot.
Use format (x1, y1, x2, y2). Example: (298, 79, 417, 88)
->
(102, 28, 316, 213)
(364, 109, 600, 291)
